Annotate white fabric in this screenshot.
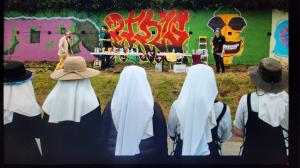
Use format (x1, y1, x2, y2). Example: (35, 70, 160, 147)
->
(4, 81, 42, 125)
(213, 102, 232, 142)
(111, 65, 154, 156)
(234, 91, 289, 130)
(258, 91, 288, 127)
(174, 64, 218, 155)
(42, 79, 99, 123)
(234, 91, 289, 155)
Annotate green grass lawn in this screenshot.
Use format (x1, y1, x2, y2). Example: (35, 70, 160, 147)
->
(29, 62, 257, 121)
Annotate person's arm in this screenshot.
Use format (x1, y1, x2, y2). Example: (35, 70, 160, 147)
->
(221, 37, 226, 56)
(218, 105, 232, 142)
(58, 37, 68, 53)
(99, 33, 111, 42)
(168, 102, 179, 140)
(233, 95, 247, 138)
(99, 39, 111, 42)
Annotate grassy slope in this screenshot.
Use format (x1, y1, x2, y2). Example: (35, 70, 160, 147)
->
(31, 63, 256, 122)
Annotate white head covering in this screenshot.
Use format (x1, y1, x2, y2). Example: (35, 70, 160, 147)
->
(4, 81, 42, 125)
(174, 64, 218, 155)
(111, 65, 154, 155)
(42, 79, 99, 123)
(258, 91, 288, 127)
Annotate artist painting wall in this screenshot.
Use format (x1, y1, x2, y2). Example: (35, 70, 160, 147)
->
(4, 8, 281, 65)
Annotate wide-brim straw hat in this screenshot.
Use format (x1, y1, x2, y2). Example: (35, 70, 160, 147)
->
(4, 61, 34, 85)
(248, 58, 288, 93)
(51, 56, 100, 80)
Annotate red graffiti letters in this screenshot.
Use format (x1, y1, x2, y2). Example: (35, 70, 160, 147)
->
(103, 9, 189, 53)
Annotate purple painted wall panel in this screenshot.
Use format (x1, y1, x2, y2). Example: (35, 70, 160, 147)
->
(4, 18, 96, 62)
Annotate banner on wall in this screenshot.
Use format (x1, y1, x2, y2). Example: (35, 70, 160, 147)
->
(269, 10, 288, 64)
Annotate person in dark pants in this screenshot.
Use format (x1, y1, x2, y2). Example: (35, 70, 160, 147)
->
(234, 58, 288, 163)
(41, 56, 102, 164)
(212, 28, 226, 73)
(4, 61, 43, 164)
(99, 25, 112, 70)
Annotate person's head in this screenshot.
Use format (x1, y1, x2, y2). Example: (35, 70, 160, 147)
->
(248, 57, 288, 94)
(175, 64, 218, 155)
(101, 25, 108, 33)
(43, 56, 101, 123)
(4, 61, 33, 85)
(50, 56, 100, 81)
(214, 28, 221, 37)
(111, 65, 154, 155)
(65, 30, 72, 39)
(4, 61, 41, 125)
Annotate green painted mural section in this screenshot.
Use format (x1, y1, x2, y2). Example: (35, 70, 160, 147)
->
(5, 9, 272, 64)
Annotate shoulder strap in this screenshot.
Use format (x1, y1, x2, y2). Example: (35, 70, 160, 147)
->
(247, 93, 253, 113)
(216, 103, 227, 125)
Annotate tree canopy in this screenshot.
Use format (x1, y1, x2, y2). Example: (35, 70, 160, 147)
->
(4, 0, 288, 13)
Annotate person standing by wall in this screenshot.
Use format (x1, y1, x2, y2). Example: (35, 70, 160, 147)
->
(99, 25, 112, 70)
(211, 28, 226, 73)
(55, 30, 73, 70)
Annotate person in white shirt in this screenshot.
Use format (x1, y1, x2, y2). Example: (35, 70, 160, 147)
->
(233, 58, 288, 163)
(208, 99, 232, 156)
(168, 64, 222, 156)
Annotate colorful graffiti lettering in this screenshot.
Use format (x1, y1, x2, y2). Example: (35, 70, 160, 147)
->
(208, 7, 247, 64)
(273, 19, 288, 58)
(103, 9, 190, 63)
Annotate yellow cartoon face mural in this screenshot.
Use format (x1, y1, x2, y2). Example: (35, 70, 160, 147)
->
(208, 7, 247, 64)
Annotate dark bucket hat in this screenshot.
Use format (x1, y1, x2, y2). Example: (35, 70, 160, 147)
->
(4, 61, 33, 85)
(248, 58, 288, 93)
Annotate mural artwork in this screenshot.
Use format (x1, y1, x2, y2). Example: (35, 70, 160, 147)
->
(273, 19, 288, 58)
(4, 17, 99, 61)
(103, 9, 190, 63)
(208, 7, 247, 64)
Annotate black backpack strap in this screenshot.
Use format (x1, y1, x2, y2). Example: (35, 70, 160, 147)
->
(216, 103, 227, 126)
(239, 94, 252, 156)
(247, 93, 252, 113)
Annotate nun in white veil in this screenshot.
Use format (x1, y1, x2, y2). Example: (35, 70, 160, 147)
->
(168, 64, 218, 156)
(4, 61, 42, 164)
(99, 65, 168, 158)
(41, 56, 102, 164)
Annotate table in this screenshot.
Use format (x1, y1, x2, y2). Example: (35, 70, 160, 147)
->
(90, 52, 143, 67)
(156, 52, 192, 72)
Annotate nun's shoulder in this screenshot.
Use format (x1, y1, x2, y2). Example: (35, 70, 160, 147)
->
(154, 101, 162, 109)
(13, 113, 43, 123)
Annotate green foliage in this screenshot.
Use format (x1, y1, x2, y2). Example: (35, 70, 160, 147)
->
(4, 0, 288, 12)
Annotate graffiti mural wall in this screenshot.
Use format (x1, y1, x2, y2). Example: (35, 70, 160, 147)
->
(4, 17, 99, 61)
(4, 9, 276, 64)
(207, 7, 247, 64)
(269, 10, 288, 63)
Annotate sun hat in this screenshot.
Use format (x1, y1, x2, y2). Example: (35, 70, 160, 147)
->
(4, 61, 34, 85)
(248, 58, 288, 93)
(50, 56, 100, 80)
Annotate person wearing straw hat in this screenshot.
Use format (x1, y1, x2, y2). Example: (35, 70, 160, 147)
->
(234, 58, 288, 163)
(167, 64, 219, 156)
(55, 30, 73, 70)
(98, 65, 168, 158)
(4, 61, 43, 164)
(41, 56, 102, 164)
